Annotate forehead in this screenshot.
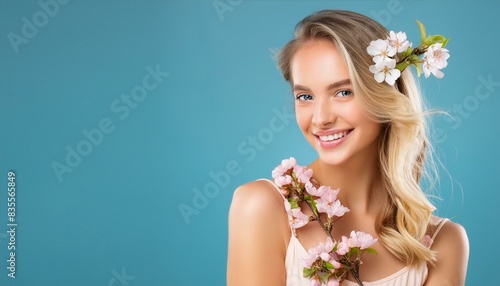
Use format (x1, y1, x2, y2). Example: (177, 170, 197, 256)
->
(290, 40, 350, 87)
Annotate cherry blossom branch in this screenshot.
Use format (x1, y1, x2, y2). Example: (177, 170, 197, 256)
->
(367, 20, 450, 85)
(272, 158, 378, 286)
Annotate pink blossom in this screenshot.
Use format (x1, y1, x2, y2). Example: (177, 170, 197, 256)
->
(303, 237, 335, 268)
(336, 236, 350, 256)
(271, 157, 297, 179)
(305, 181, 320, 196)
(329, 258, 341, 269)
(309, 276, 339, 286)
(274, 175, 292, 188)
(316, 198, 350, 218)
(348, 231, 378, 250)
(278, 188, 289, 197)
(318, 186, 339, 202)
(327, 278, 340, 286)
(289, 209, 309, 228)
(294, 165, 313, 184)
(285, 200, 309, 229)
(310, 278, 321, 286)
(324, 237, 335, 252)
(388, 31, 411, 53)
(421, 234, 433, 248)
(304, 244, 321, 268)
(320, 252, 331, 262)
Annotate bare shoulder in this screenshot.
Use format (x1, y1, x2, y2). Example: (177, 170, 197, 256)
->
(425, 218, 470, 286)
(228, 179, 289, 234)
(230, 180, 285, 214)
(227, 179, 290, 285)
(431, 218, 469, 252)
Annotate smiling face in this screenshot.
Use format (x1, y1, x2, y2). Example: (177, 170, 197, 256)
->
(291, 40, 382, 167)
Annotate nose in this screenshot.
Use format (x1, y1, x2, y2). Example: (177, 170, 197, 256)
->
(312, 97, 336, 127)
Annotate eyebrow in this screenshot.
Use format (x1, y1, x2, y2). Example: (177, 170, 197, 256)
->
(292, 79, 351, 92)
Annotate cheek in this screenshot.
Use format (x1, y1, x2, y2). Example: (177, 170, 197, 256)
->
(358, 114, 382, 137)
(345, 104, 373, 126)
(294, 106, 310, 132)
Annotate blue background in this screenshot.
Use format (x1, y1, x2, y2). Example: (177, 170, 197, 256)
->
(0, 0, 498, 285)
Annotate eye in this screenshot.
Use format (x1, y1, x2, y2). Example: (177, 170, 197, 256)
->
(336, 90, 353, 98)
(295, 94, 313, 101)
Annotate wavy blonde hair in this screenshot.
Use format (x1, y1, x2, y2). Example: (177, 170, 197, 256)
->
(276, 10, 437, 265)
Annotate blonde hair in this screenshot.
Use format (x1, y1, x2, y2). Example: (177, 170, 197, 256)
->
(277, 10, 437, 265)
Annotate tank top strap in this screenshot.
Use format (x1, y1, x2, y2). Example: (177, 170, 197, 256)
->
(429, 218, 449, 247)
(257, 178, 285, 198)
(256, 178, 296, 236)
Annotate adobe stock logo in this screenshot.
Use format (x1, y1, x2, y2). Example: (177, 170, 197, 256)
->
(7, 0, 71, 54)
(434, 74, 499, 143)
(369, 0, 426, 27)
(212, 0, 242, 21)
(108, 268, 135, 286)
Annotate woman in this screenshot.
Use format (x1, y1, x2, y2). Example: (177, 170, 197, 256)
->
(227, 10, 469, 286)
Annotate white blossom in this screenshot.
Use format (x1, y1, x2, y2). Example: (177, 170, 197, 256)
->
(388, 31, 412, 53)
(369, 58, 401, 86)
(367, 39, 396, 64)
(422, 43, 450, 78)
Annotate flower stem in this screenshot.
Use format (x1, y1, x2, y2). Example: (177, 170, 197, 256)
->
(303, 199, 335, 241)
(352, 273, 364, 286)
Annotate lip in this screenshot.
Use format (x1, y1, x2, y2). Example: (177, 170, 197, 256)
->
(314, 129, 353, 149)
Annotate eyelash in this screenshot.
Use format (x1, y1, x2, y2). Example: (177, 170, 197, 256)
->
(337, 90, 353, 98)
(295, 90, 353, 101)
(295, 94, 313, 101)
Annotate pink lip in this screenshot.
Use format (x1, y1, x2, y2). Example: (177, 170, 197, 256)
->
(314, 129, 353, 149)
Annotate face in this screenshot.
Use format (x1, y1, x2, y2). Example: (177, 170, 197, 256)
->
(291, 40, 381, 167)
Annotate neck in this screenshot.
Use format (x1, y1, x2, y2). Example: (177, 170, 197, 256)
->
(310, 156, 385, 215)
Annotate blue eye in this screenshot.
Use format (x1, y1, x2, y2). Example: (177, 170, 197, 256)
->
(336, 90, 353, 98)
(295, 94, 313, 101)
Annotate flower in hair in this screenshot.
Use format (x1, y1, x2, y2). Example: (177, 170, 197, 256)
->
(388, 31, 411, 53)
(422, 43, 450, 78)
(367, 21, 450, 85)
(368, 58, 401, 85)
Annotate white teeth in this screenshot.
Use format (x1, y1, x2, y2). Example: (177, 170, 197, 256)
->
(319, 131, 348, 142)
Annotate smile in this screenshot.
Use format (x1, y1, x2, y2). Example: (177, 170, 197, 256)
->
(318, 130, 351, 142)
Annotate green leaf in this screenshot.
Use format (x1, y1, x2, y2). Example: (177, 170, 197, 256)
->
(408, 54, 421, 63)
(423, 35, 434, 46)
(303, 267, 316, 278)
(415, 62, 422, 77)
(324, 261, 335, 270)
(310, 199, 319, 217)
(429, 35, 445, 44)
(401, 46, 413, 58)
(364, 247, 379, 255)
(318, 272, 331, 284)
(442, 37, 450, 48)
(416, 20, 426, 42)
(395, 60, 411, 72)
(288, 197, 299, 209)
(348, 247, 359, 256)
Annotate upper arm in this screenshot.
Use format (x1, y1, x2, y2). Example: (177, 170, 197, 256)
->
(425, 221, 470, 286)
(227, 180, 290, 286)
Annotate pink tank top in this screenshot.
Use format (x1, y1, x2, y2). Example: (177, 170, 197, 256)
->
(260, 178, 448, 286)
